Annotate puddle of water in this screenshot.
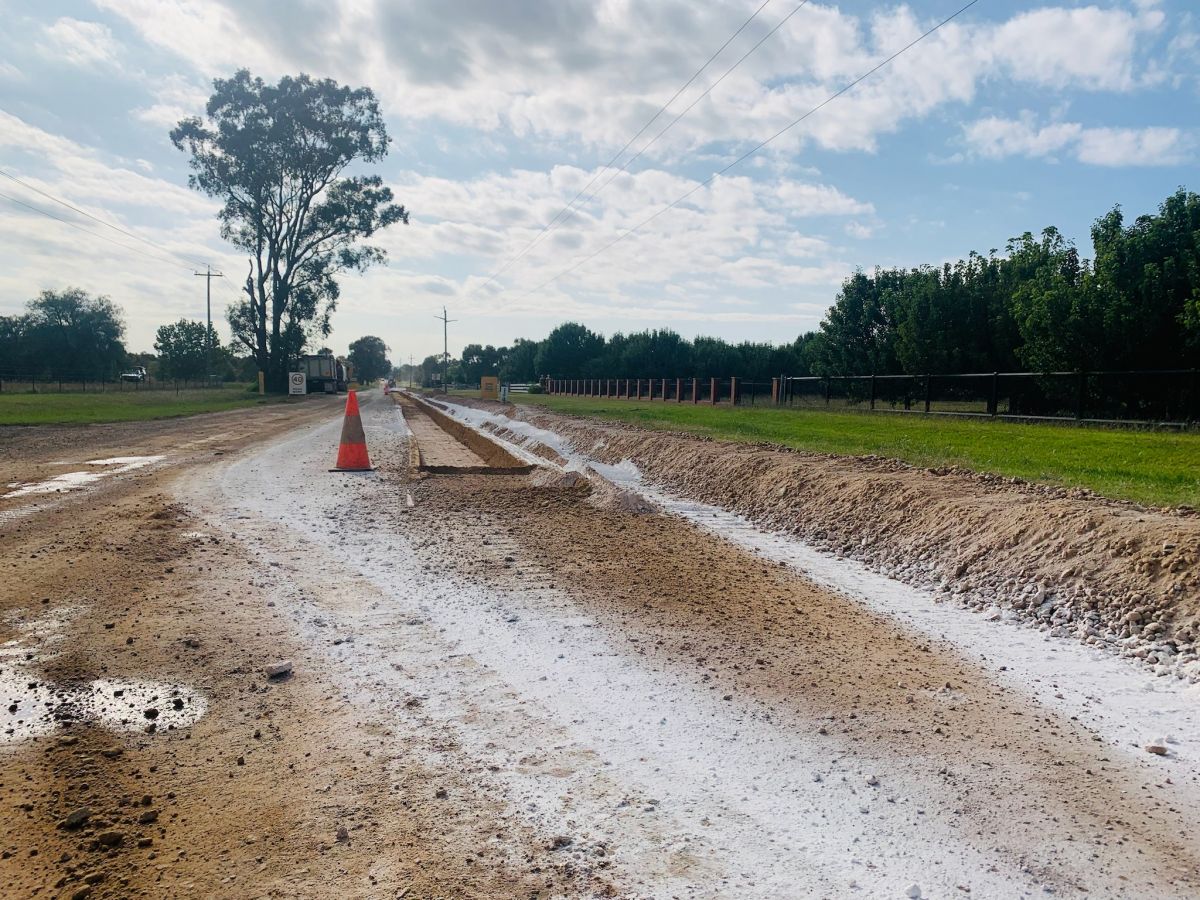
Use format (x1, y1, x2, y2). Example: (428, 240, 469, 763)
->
(0, 669, 62, 741)
(86, 455, 166, 471)
(0, 609, 206, 743)
(5, 471, 109, 498)
(4, 455, 167, 500)
(87, 679, 207, 732)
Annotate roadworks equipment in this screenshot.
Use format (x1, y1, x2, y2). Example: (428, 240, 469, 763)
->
(330, 391, 374, 472)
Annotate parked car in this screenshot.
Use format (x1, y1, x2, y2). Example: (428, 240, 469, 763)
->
(120, 366, 148, 382)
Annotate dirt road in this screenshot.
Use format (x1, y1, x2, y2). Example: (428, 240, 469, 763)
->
(2, 391, 1198, 898)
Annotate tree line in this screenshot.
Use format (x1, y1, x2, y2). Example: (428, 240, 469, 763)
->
(431, 187, 1198, 385)
(0, 287, 392, 386)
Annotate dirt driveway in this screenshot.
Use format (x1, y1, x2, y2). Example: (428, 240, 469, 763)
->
(1, 392, 1198, 898)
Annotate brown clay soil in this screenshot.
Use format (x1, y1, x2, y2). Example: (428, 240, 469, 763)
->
(1, 390, 1198, 898)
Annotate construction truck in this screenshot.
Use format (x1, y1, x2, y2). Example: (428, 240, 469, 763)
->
(301, 353, 350, 393)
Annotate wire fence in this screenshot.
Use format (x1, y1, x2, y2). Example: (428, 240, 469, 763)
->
(545, 369, 1200, 427)
(0, 370, 236, 393)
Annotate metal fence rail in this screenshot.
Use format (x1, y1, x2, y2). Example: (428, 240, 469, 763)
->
(543, 369, 1200, 426)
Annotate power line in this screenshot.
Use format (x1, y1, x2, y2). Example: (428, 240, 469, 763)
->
(467, 0, 776, 298)
(502, 0, 983, 307)
(0, 168, 214, 270)
(0, 188, 198, 273)
(575, 0, 813, 221)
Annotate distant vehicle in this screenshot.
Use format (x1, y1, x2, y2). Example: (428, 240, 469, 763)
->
(300, 354, 351, 393)
(120, 366, 147, 383)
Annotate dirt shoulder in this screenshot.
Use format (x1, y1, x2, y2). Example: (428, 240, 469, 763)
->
(488, 403, 1200, 681)
(0, 396, 590, 899)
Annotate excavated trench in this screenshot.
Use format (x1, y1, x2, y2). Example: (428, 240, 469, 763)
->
(393, 392, 534, 474)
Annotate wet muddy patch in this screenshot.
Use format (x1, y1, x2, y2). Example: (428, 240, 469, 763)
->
(0, 609, 206, 743)
(3, 455, 166, 499)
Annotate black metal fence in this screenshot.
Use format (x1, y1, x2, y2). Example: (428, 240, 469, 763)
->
(0, 370, 235, 393)
(545, 369, 1200, 426)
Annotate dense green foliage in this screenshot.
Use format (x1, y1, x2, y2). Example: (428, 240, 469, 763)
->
(172, 70, 409, 391)
(0, 288, 127, 378)
(514, 393, 1200, 508)
(348, 335, 392, 381)
(154, 319, 227, 382)
(806, 189, 1199, 375)
(451, 188, 1198, 383)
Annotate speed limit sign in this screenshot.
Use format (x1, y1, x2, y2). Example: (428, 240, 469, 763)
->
(288, 372, 307, 395)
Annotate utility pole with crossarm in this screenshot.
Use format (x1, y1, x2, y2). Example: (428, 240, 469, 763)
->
(194, 266, 224, 385)
(434, 306, 456, 393)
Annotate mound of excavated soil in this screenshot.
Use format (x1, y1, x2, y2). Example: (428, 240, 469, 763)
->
(514, 410, 1200, 681)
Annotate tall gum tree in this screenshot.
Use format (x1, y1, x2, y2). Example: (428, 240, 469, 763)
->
(172, 70, 409, 391)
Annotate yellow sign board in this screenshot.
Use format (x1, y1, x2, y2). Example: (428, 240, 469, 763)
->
(480, 376, 500, 400)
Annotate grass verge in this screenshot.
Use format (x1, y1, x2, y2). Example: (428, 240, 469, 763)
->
(513, 393, 1200, 508)
(0, 386, 287, 426)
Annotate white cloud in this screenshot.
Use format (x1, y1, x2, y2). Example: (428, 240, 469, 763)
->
(40, 18, 121, 67)
(1075, 126, 1193, 166)
(963, 114, 1082, 160)
(91, 1, 1170, 160)
(132, 76, 211, 129)
(963, 112, 1192, 166)
(988, 6, 1164, 92)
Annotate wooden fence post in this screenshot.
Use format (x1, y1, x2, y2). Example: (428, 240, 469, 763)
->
(989, 371, 999, 416)
(730, 377, 739, 406)
(710, 377, 718, 405)
(924, 375, 932, 413)
(869, 374, 876, 410)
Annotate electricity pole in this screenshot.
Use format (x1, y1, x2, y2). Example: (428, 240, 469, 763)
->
(194, 267, 223, 386)
(434, 306, 456, 393)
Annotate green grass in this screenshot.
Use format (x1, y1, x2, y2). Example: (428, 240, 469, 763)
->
(512, 393, 1200, 508)
(0, 386, 288, 426)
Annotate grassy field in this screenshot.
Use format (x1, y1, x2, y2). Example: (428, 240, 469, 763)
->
(511, 393, 1200, 508)
(0, 386, 287, 426)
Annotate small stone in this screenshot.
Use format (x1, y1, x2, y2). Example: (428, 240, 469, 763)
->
(1145, 743, 1169, 756)
(549, 835, 573, 850)
(906, 885, 922, 899)
(143, 708, 159, 720)
(97, 831, 124, 847)
(866, 774, 879, 786)
(335, 825, 349, 842)
(138, 810, 158, 825)
(264, 660, 293, 679)
(60, 808, 92, 830)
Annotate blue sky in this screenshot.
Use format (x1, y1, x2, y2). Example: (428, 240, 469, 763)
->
(0, 0, 1196, 360)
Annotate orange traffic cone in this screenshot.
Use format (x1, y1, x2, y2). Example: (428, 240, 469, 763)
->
(330, 391, 374, 472)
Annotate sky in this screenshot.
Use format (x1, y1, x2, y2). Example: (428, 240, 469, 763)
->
(0, 0, 1197, 361)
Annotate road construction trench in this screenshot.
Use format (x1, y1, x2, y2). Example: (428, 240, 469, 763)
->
(394, 393, 530, 472)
